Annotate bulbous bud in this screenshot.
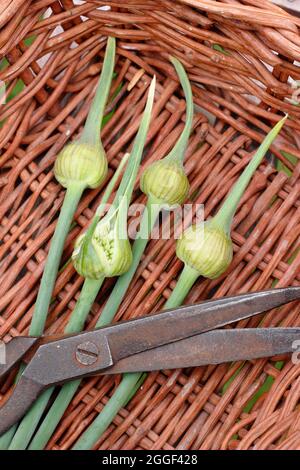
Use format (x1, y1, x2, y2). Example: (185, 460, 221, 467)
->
(140, 160, 189, 206)
(176, 221, 233, 279)
(54, 142, 108, 189)
(72, 222, 132, 280)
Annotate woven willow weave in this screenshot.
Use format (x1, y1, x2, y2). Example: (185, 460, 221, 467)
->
(0, 0, 300, 450)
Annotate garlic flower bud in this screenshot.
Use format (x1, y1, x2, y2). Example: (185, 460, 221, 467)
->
(176, 115, 287, 281)
(140, 56, 193, 208)
(72, 219, 132, 280)
(176, 221, 233, 279)
(54, 37, 115, 190)
(140, 159, 189, 206)
(54, 142, 107, 189)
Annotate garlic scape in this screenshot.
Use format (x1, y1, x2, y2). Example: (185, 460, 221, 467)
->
(176, 115, 287, 282)
(140, 56, 193, 207)
(54, 37, 117, 190)
(1, 37, 118, 451)
(28, 37, 116, 338)
(176, 222, 233, 280)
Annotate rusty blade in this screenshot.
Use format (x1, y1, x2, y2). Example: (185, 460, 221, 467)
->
(0, 287, 299, 435)
(106, 287, 300, 361)
(0, 375, 42, 436)
(0, 337, 38, 378)
(106, 328, 300, 373)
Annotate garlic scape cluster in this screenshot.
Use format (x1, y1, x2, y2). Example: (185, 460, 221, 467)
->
(72, 77, 156, 280)
(8, 77, 156, 451)
(71, 57, 196, 450)
(140, 56, 193, 207)
(71, 115, 288, 452)
(26, 58, 194, 451)
(27, 37, 116, 338)
(176, 115, 287, 283)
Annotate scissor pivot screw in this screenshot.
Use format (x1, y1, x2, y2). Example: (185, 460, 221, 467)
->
(75, 341, 99, 365)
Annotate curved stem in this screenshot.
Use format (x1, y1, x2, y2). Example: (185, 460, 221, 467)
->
(165, 56, 193, 164)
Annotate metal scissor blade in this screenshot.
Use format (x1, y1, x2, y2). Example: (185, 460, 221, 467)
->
(0, 287, 299, 434)
(0, 337, 38, 378)
(0, 375, 43, 435)
(107, 327, 300, 373)
(106, 287, 300, 361)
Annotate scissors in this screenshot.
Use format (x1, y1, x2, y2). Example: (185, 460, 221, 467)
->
(0, 287, 300, 435)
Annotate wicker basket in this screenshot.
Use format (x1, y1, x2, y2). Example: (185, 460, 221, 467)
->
(1, 0, 300, 450)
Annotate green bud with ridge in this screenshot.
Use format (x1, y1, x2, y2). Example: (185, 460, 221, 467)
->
(54, 37, 116, 191)
(176, 221, 233, 279)
(140, 159, 189, 206)
(176, 115, 288, 281)
(140, 56, 193, 208)
(54, 142, 107, 189)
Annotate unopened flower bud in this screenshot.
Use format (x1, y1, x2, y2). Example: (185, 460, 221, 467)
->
(54, 142, 107, 190)
(176, 221, 233, 279)
(140, 160, 189, 206)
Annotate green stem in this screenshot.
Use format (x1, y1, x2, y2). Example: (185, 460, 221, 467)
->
(212, 116, 287, 234)
(80, 37, 116, 147)
(30, 183, 85, 336)
(73, 373, 142, 450)
(72, 263, 199, 450)
(164, 264, 199, 309)
(9, 278, 103, 450)
(29, 199, 161, 449)
(65, 278, 104, 334)
(165, 56, 193, 164)
(0, 424, 17, 450)
(0, 185, 84, 449)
